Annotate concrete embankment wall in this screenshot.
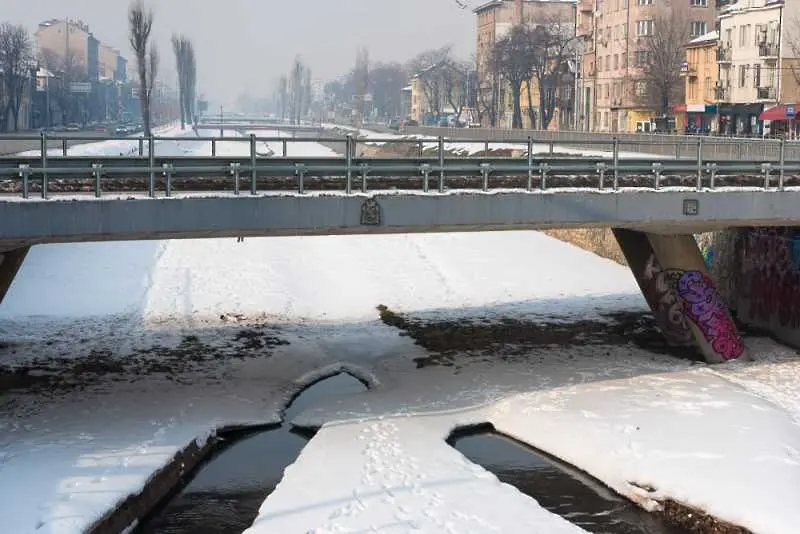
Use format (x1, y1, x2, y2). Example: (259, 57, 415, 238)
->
(703, 227, 800, 348)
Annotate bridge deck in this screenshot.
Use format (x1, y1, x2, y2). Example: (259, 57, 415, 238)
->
(0, 188, 798, 251)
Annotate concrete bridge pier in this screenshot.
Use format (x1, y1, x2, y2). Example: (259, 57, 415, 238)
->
(614, 229, 746, 363)
(0, 247, 28, 305)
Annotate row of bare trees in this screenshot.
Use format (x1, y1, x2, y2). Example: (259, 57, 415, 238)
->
(0, 23, 34, 132)
(276, 57, 313, 124)
(130, 0, 199, 135)
(172, 35, 197, 129)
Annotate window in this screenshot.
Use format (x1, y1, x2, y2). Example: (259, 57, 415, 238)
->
(637, 20, 653, 37)
(755, 24, 766, 46)
(690, 0, 707, 6)
(690, 21, 707, 37)
(637, 0, 653, 4)
(739, 25, 750, 47)
(636, 50, 651, 66)
(605, 55, 611, 70)
(738, 65, 747, 88)
(613, 54, 619, 70)
(634, 81, 647, 97)
(621, 52, 627, 68)
(753, 64, 761, 87)
(622, 23, 628, 39)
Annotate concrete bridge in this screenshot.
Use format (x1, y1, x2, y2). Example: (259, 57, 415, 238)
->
(2, 143, 799, 365)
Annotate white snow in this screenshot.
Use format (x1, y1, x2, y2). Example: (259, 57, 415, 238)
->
(322, 123, 670, 160)
(0, 127, 798, 534)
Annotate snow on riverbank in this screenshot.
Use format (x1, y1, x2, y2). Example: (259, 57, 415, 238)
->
(16, 122, 185, 157)
(323, 123, 669, 160)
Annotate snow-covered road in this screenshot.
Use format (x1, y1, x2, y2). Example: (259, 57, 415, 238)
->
(0, 129, 797, 534)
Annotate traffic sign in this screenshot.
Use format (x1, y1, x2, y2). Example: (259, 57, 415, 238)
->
(786, 104, 796, 118)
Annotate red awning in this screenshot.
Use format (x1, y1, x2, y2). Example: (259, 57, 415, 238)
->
(759, 105, 796, 121)
(673, 104, 687, 113)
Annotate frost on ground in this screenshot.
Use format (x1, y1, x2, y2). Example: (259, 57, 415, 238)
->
(0, 131, 797, 534)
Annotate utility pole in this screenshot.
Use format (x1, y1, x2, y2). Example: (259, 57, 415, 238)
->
(573, 47, 580, 131)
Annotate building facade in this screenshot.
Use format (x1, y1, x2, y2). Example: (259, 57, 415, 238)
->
(680, 30, 719, 133)
(578, 0, 716, 133)
(717, 0, 799, 136)
(474, 0, 576, 128)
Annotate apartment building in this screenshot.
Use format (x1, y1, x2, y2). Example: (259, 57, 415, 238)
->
(680, 30, 719, 133)
(474, 0, 576, 128)
(36, 19, 126, 82)
(577, 0, 716, 132)
(717, 0, 799, 136)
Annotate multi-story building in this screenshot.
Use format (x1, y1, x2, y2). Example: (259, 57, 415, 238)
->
(36, 19, 97, 77)
(577, 0, 716, 133)
(680, 30, 719, 133)
(474, 0, 576, 128)
(717, 0, 799, 136)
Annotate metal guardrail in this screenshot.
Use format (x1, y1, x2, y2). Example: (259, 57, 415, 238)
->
(0, 133, 796, 199)
(406, 126, 800, 162)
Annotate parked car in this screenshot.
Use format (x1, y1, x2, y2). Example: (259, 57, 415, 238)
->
(405, 119, 419, 127)
(115, 126, 129, 135)
(65, 123, 80, 132)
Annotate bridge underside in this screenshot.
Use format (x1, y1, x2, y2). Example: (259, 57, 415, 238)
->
(0, 192, 761, 362)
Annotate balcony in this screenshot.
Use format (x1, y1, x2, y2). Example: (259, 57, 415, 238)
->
(757, 86, 777, 100)
(717, 46, 732, 64)
(759, 42, 779, 60)
(579, 0, 594, 12)
(715, 85, 730, 102)
(577, 24, 593, 38)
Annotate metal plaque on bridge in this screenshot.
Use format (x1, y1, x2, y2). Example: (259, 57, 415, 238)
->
(361, 198, 382, 226)
(683, 199, 699, 216)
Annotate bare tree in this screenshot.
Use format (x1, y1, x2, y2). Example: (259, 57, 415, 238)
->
(637, 1, 689, 117)
(353, 47, 370, 125)
(477, 48, 502, 127)
(129, 0, 157, 135)
(368, 62, 407, 121)
(289, 56, 305, 124)
(528, 19, 577, 130)
(407, 47, 452, 122)
(278, 75, 288, 121)
(494, 25, 536, 129)
(787, 16, 800, 88)
(441, 60, 470, 124)
(39, 48, 87, 126)
(172, 35, 196, 129)
(0, 23, 33, 131)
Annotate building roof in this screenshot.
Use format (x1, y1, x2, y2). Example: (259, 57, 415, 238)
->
(688, 30, 718, 46)
(473, 0, 576, 14)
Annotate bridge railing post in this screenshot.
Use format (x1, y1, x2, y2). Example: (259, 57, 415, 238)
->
(696, 137, 703, 191)
(250, 134, 257, 195)
(40, 132, 48, 199)
(92, 163, 102, 198)
(438, 136, 445, 193)
(19, 164, 30, 199)
(211, 138, 216, 157)
(138, 138, 144, 157)
(230, 163, 240, 195)
(282, 139, 288, 157)
(527, 136, 533, 191)
(62, 138, 68, 157)
(612, 137, 619, 191)
(148, 135, 155, 198)
(163, 164, 173, 197)
(779, 138, 786, 191)
(345, 134, 353, 194)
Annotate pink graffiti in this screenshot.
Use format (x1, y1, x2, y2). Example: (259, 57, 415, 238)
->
(677, 271, 744, 361)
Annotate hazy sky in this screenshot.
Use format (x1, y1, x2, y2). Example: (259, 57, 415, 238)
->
(11, 0, 477, 104)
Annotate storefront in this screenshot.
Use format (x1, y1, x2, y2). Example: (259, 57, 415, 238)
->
(675, 104, 718, 134)
(759, 104, 799, 138)
(718, 103, 764, 136)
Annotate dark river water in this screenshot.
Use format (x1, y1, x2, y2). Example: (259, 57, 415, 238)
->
(450, 428, 688, 534)
(137, 375, 686, 534)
